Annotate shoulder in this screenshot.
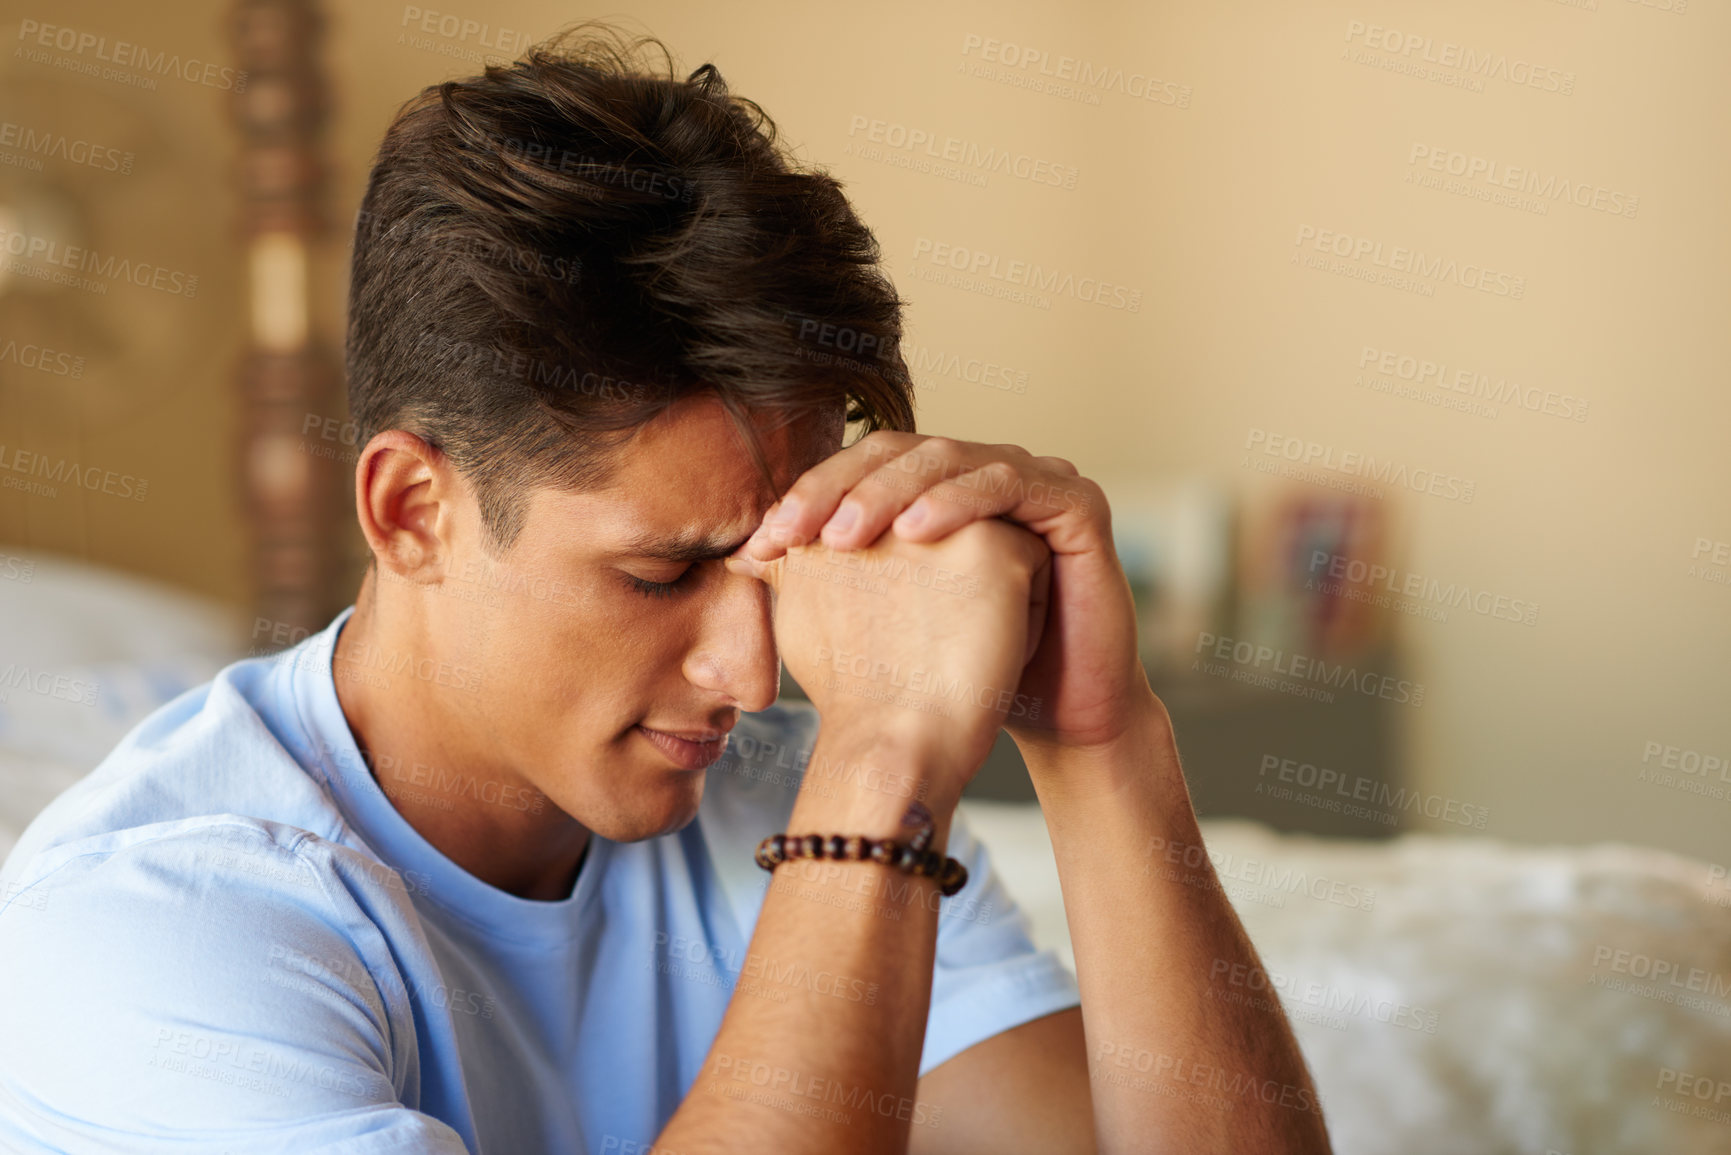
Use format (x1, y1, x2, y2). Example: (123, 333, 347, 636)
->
(2, 816, 420, 1002)
(0, 818, 431, 1136)
(4, 649, 350, 874)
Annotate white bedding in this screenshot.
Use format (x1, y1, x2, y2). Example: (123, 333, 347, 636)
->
(964, 800, 1731, 1155)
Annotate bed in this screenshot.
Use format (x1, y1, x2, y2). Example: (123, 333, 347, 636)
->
(3, 548, 1727, 1154)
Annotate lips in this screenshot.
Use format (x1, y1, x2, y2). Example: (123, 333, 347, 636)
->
(635, 724, 731, 770)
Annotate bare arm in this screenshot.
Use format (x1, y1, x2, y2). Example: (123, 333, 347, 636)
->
(908, 1008, 1095, 1155)
(902, 726, 1331, 1155)
(1022, 699, 1331, 1154)
(653, 720, 957, 1153)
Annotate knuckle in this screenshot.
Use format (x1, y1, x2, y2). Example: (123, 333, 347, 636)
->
(858, 465, 917, 501)
(1075, 477, 1106, 513)
(951, 517, 1005, 548)
(778, 476, 820, 509)
(959, 517, 1042, 568)
(855, 429, 914, 460)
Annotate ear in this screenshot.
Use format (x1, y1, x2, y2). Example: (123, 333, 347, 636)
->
(354, 430, 461, 583)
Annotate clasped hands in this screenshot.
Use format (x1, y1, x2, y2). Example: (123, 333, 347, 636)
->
(726, 432, 1157, 800)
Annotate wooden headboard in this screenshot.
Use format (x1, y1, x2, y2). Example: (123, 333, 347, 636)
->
(230, 0, 351, 639)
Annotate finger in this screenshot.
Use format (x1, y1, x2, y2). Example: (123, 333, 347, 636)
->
(813, 440, 985, 552)
(892, 463, 1094, 548)
(1033, 454, 1079, 477)
(815, 436, 1033, 552)
(724, 547, 785, 594)
(741, 431, 929, 560)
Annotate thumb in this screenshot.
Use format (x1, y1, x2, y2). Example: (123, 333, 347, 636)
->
(725, 549, 784, 592)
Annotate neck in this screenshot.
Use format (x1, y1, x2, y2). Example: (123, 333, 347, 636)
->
(332, 572, 591, 901)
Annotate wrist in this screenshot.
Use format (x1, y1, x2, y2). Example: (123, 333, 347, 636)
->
(1019, 692, 1186, 809)
(791, 720, 962, 843)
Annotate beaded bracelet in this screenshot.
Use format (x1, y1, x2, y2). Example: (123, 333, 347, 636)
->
(754, 803, 969, 898)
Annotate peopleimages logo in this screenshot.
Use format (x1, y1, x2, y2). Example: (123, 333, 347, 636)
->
(846, 115, 1079, 189)
(1093, 1042, 1327, 1115)
(1256, 753, 1491, 829)
(1306, 549, 1539, 628)
(1342, 20, 1574, 95)
(814, 645, 1041, 720)
(0, 120, 134, 175)
(16, 19, 247, 92)
(1294, 225, 1525, 299)
(0, 444, 148, 501)
(398, 6, 534, 57)
(1590, 946, 1731, 999)
(910, 237, 1143, 312)
(1357, 345, 1588, 422)
(1209, 959, 1442, 1033)
(1689, 537, 1731, 590)
(1244, 428, 1476, 504)
(959, 34, 1192, 108)
(0, 227, 199, 298)
(902, 339, 1029, 395)
(1193, 631, 1424, 707)
(0, 664, 98, 707)
(0, 339, 85, 378)
(1407, 144, 1638, 219)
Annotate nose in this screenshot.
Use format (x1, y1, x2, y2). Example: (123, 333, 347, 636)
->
(683, 564, 780, 713)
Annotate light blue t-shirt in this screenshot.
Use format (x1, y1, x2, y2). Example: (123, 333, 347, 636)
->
(0, 608, 1078, 1153)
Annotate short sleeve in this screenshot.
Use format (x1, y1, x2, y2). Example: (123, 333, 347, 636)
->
(919, 804, 1082, 1075)
(0, 820, 472, 1155)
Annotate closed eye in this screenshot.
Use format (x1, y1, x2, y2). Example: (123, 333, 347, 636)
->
(623, 568, 693, 598)
(614, 527, 756, 599)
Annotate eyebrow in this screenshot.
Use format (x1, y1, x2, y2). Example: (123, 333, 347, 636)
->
(615, 526, 757, 564)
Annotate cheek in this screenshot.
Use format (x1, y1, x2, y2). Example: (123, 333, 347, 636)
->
(606, 600, 703, 673)
(504, 592, 695, 701)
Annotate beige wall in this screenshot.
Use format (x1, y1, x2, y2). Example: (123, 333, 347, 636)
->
(6, 0, 1726, 862)
(0, 1, 247, 603)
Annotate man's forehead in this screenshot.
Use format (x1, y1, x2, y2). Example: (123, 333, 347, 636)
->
(575, 396, 845, 548)
(777, 413, 846, 485)
(620, 394, 843, 493)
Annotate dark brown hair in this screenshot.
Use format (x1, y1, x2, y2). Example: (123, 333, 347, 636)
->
(346, 25, 914, 549)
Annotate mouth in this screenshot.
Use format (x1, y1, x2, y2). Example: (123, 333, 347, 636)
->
(634, 723, 731, 770)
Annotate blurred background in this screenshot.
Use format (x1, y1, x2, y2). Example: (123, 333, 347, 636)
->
(1, 0, 1726, 868)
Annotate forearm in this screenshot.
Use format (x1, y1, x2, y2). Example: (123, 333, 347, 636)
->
(655, 722, 956, 1154)
(1019, 699, 1332, 1155)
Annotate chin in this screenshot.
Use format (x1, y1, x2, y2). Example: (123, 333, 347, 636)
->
(579, 774, 707, 843)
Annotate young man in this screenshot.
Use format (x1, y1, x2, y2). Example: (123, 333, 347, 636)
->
(0, 29, 1328, 1155)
